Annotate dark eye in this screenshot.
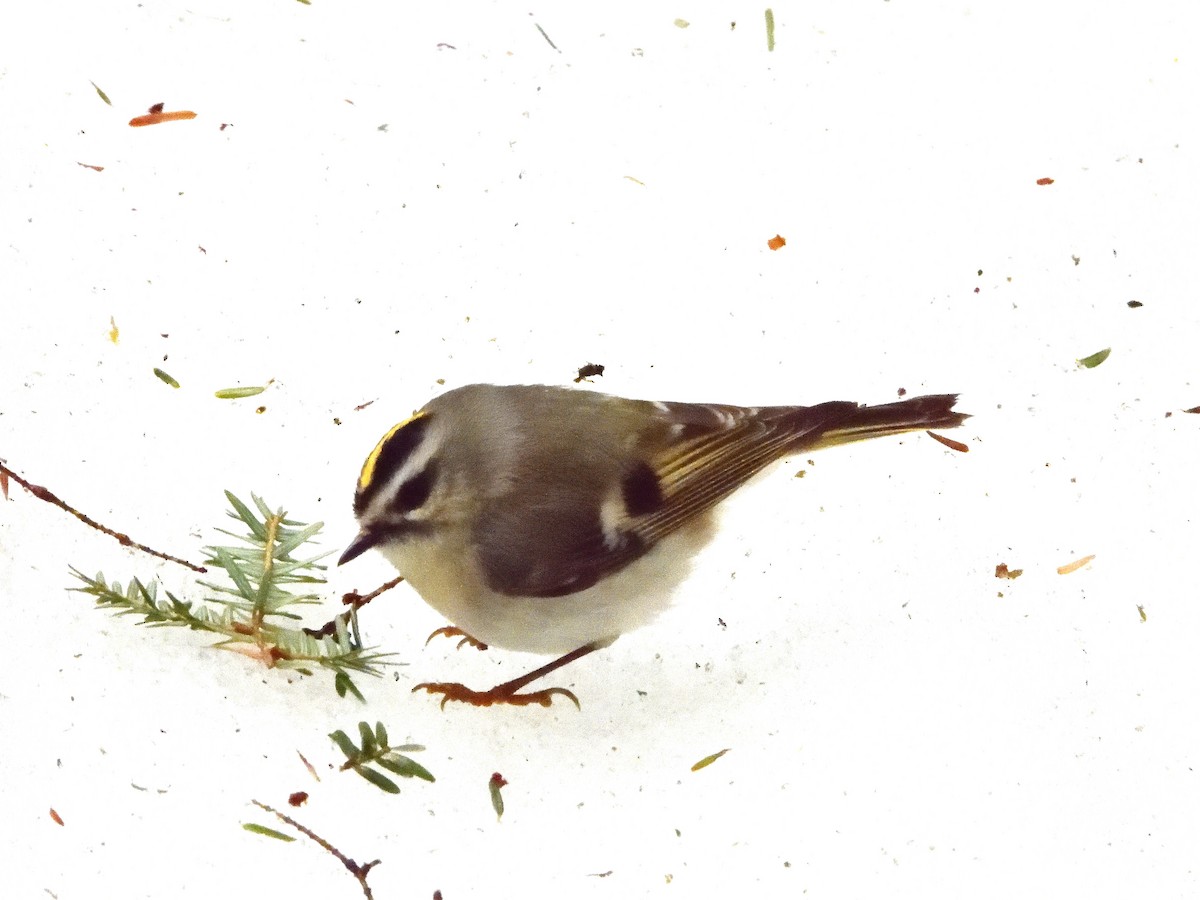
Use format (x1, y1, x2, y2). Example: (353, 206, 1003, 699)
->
(393, 462, 437, 513)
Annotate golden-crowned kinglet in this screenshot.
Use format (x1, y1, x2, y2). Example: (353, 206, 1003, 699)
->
(340, 383, 968, 707)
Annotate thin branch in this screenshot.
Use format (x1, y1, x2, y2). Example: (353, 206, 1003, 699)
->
(0, 460, 207, 572)
(251, 800, 380, 899)
(304, 578, 404, 640)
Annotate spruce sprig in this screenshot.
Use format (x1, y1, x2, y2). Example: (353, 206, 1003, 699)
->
(70, 491, 397, 696)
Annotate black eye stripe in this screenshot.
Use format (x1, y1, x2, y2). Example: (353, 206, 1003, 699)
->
(354, 415, 433, 516)
(393, 461, 438, 513)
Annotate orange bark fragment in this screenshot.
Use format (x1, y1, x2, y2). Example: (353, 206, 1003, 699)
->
(927, 430, 968, 452)
(129, 110, 197, 127)
(1056, 554, 1095, 575)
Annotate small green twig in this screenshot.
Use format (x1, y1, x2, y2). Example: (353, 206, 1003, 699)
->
(534, 21, 559, 51)
(330, 722, 435, 794)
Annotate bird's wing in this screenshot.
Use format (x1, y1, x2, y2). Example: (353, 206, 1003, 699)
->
(474, 402, 838, 598)
(628, 401, 838, 546)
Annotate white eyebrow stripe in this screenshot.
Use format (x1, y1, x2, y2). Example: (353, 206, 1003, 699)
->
(366, 419, 442, 520)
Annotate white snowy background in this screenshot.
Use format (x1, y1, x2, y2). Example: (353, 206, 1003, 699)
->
(1, 2, 1197, 898)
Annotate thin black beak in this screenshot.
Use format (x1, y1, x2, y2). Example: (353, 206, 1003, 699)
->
(338, 530, 379, 566)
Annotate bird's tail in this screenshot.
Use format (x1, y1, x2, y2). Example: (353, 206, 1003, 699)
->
(789, 394, 969, 451)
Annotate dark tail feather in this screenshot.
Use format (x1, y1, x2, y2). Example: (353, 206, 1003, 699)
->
(798, 394, 969, 450)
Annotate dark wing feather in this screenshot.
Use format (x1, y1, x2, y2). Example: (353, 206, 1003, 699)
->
(627, 402, 846, 547)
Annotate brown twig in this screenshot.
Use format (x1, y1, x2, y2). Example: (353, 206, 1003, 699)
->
(302, 577, 404, 639)
(0, 460, 207, 573)
(344, 576, 405, 609)
(252, 800, 380, 899)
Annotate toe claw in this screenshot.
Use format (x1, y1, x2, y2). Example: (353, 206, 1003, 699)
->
(543, 687, 581, 711)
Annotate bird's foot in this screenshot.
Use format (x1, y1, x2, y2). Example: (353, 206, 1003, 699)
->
(424, 626, 488, 651)
(412, 681, 580, 710)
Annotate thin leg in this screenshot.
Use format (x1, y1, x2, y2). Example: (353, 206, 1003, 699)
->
(413, 642, 600, 710)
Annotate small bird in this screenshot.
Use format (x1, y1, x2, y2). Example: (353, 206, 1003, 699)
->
(339, 383, 969, 708)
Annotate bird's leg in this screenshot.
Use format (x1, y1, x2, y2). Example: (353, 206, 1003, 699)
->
(413, 642, 599, 710)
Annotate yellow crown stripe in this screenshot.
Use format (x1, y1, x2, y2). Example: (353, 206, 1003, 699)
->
(358, 412, 427, 492)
